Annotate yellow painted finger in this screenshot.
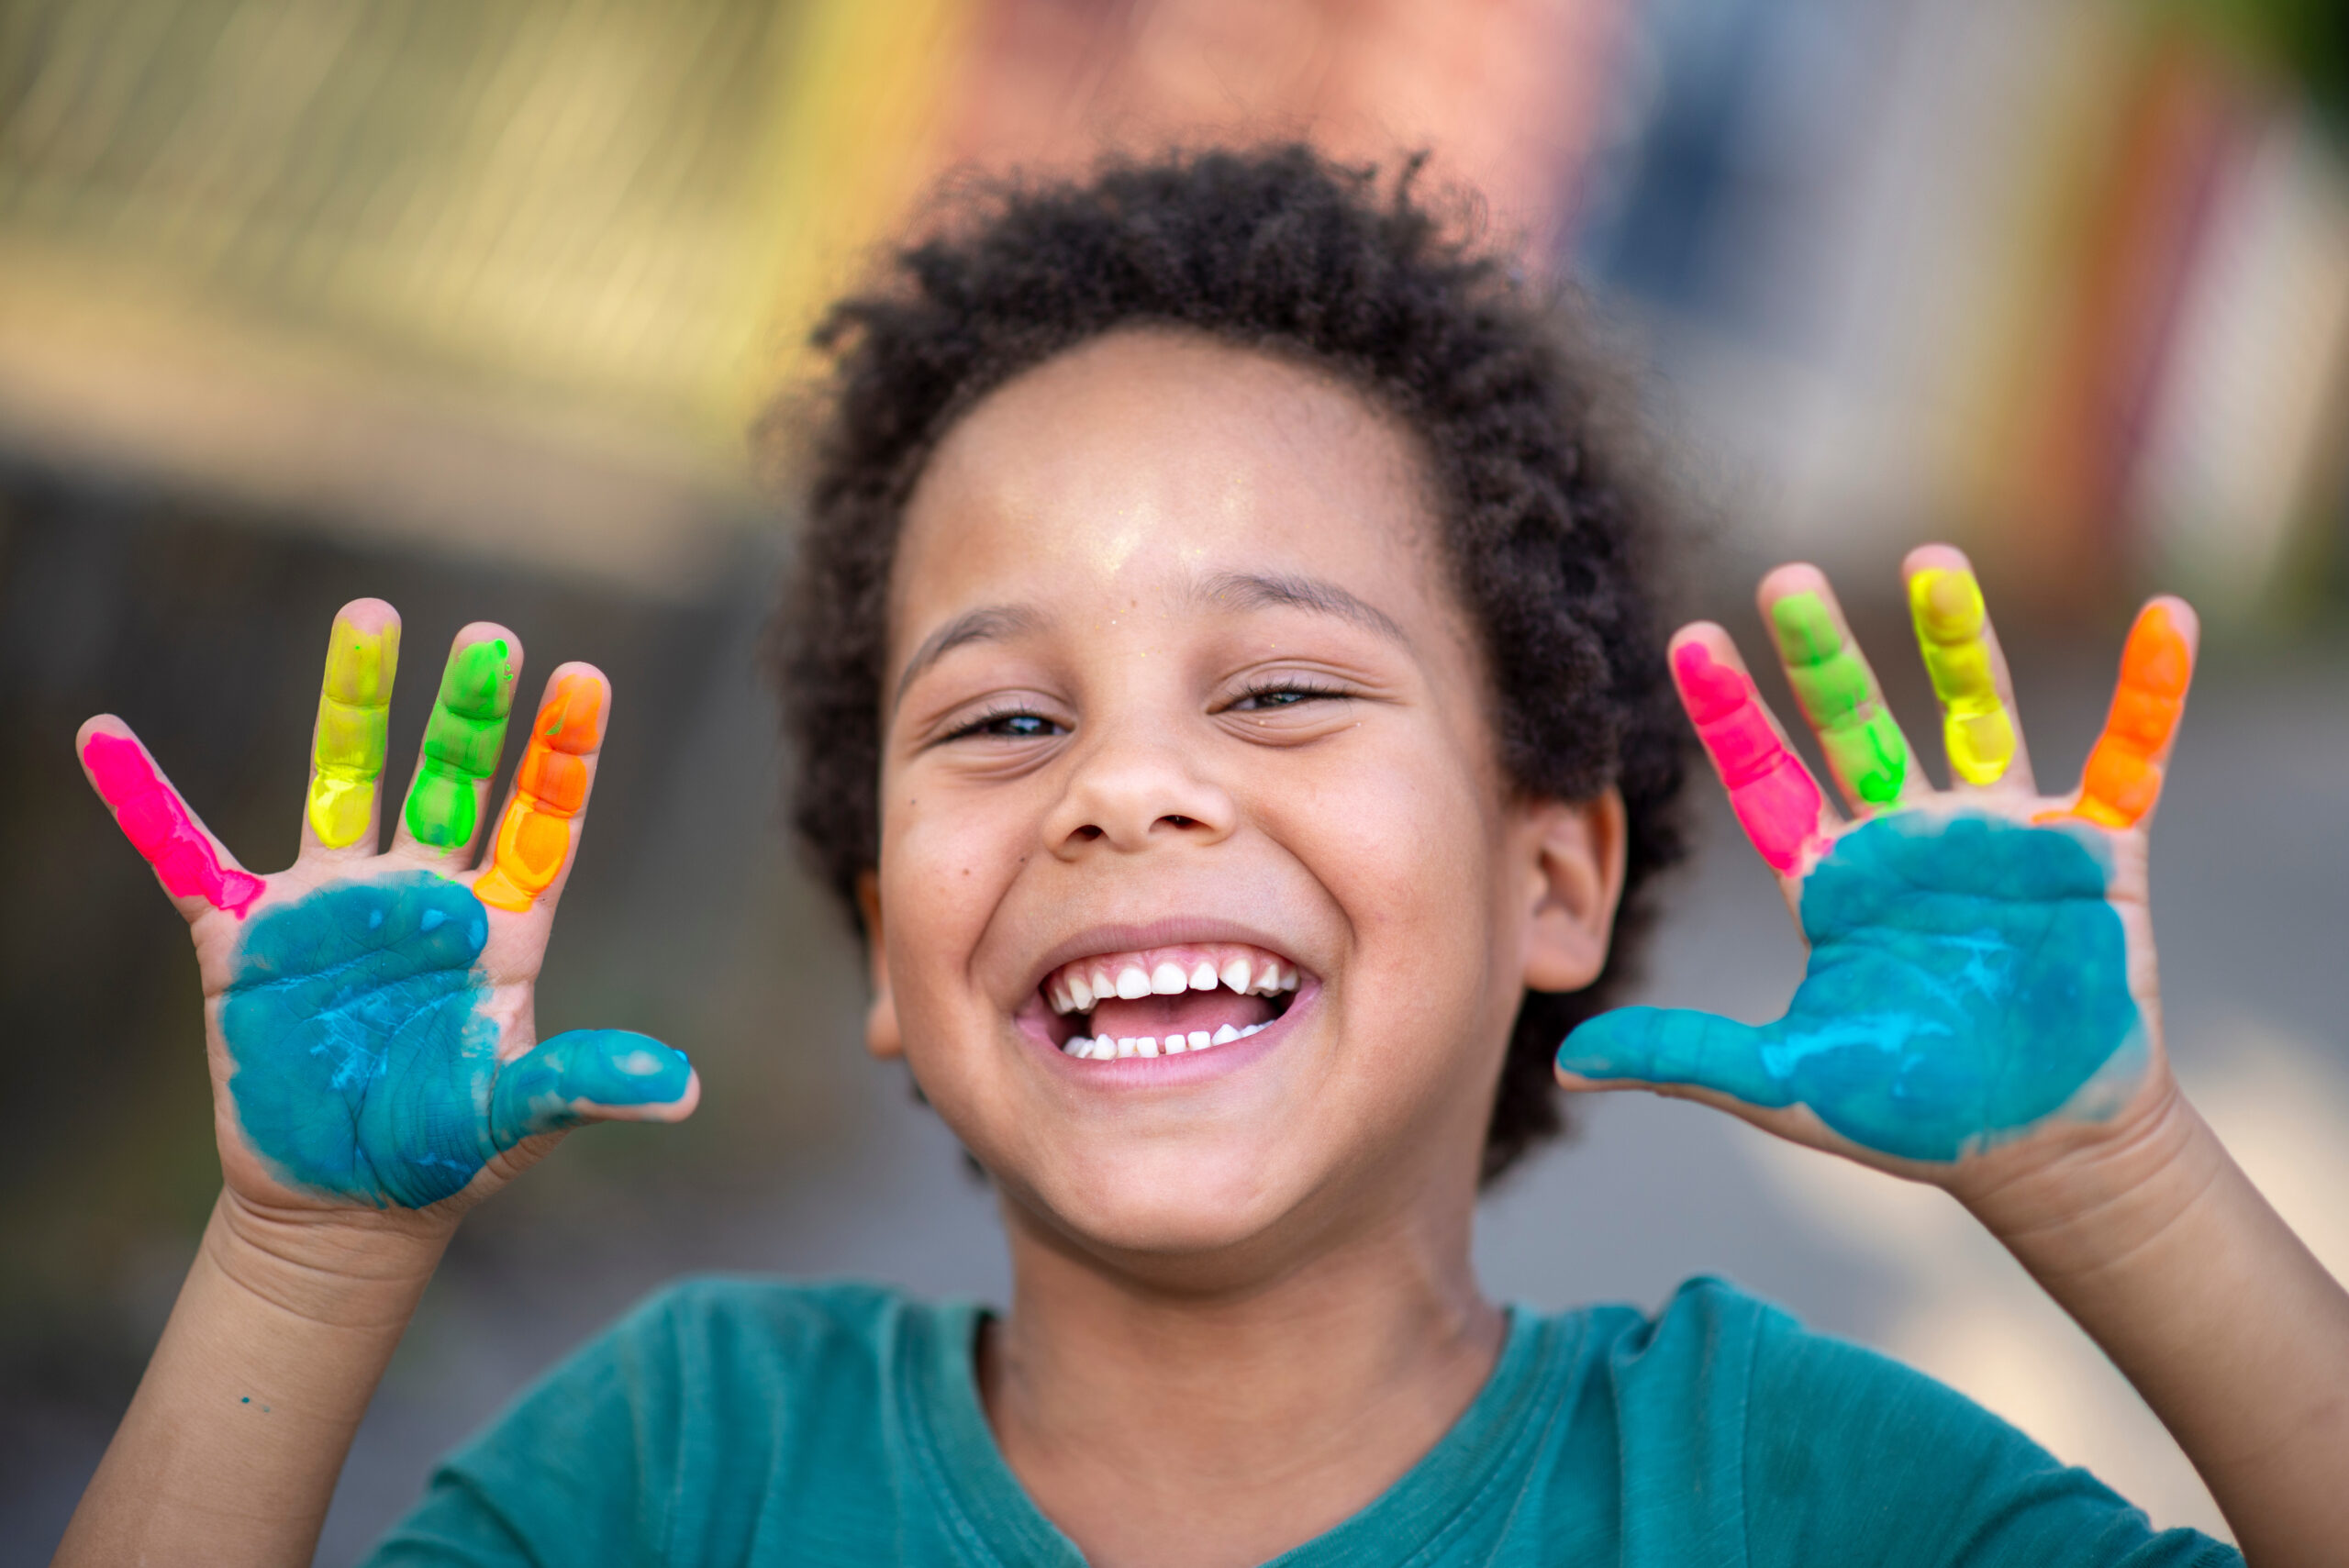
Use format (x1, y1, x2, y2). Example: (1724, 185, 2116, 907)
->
(473, 672, 604, 912)
(307, 609, 400, 848)
(1908, 567, 2016, 786)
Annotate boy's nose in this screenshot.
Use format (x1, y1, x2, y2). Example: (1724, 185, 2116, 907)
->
(1043, 729, 1235, 856)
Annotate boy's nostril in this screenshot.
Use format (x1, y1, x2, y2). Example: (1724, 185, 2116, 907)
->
(1162, 815, 1195, 828)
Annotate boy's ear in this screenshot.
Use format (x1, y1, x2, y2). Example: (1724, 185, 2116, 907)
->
(1517, 789, 1629, 994)
(855, 871, 905, 1062)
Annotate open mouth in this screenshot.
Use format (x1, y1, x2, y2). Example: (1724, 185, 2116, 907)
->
(1034, 943, 1302, 1061)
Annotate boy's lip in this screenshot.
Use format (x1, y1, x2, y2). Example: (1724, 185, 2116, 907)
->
(1020, 977, 1320, 1086)
(1012, 917, 1317, 1081)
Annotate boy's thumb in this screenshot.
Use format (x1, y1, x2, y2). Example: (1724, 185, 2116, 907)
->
(490, 1029, 695, 1150)
(1555, 1006, 1784, 1109)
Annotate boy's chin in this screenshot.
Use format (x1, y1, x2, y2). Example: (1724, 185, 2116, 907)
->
(1008, 1145, 1326, 1268)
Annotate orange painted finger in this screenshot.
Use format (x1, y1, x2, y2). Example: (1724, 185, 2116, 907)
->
(472, 668, 607, 913)
(2068, 601, 2196, 829)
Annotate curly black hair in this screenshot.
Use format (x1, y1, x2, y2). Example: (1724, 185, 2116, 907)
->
(772, 143, 1687, 1184)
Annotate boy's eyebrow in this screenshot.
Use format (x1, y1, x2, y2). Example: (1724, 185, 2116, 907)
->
(892, 574, 1405, 708)
(894, 605, 1039, 706)
(1198, 571, 1411, 646)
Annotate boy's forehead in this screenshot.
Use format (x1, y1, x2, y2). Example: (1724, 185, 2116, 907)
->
(894, 330, 1439, 623)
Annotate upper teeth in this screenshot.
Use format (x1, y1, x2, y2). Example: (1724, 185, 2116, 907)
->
(1043, 944, 1300, 1015)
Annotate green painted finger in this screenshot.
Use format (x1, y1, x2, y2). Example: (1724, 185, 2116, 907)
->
(1768, 592, 1908, 806)
(308, 613, 399, 847)
(1908, 568, 2016, 786)
(403, 637, 519, 849)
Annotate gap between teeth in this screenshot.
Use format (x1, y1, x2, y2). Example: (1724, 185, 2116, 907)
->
(1059, 1022, 1267, 1060)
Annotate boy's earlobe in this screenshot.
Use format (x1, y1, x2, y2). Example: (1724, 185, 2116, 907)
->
(1520, 790, 1629, 994)
(855, 872, 905, 1062)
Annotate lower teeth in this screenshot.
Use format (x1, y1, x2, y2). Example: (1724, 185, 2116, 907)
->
(1062, 1022, 1264, 1059)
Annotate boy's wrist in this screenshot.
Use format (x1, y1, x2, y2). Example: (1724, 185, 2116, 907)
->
(209, 1188, 453, 1331)
(1955, 1080, 2220, 1286)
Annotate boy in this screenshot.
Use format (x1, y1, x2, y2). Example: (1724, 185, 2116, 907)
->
(56, 147, 2348, 1565)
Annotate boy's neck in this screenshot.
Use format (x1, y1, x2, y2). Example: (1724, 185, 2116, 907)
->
(979, 1178, 1503, 1567)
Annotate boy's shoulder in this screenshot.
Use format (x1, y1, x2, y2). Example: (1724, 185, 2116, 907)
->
(375, 1276, 997, 1566)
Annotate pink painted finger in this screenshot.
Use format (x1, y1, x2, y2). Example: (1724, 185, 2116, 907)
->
(1673, 634, 1833, 875)
(77, 718, 265, 919)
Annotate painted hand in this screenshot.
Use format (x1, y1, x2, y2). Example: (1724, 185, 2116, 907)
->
(77, 601, 698, 1216)
(1557, 548, 2194, 1176)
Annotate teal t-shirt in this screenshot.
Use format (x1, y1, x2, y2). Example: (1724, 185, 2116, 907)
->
(364, 1275, 2237, 1566)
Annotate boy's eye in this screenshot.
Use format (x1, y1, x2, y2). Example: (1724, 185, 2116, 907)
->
(951, 709, 1063, 741)
(1230, 682, 1345, 712)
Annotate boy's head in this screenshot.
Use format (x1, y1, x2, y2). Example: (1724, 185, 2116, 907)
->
(775, 146, 1685, 1262)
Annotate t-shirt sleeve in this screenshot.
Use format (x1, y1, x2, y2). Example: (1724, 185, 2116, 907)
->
(359, 1285, 695, 1568)
(1741, 1306, 2241, 1568)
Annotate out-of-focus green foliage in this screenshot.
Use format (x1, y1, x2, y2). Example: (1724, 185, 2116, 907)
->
(2165, 0, 2349, 122)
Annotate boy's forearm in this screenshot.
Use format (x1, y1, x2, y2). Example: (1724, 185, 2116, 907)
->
(54, 1191, 450, 1568)
(1968, 1091, 2349, 1568)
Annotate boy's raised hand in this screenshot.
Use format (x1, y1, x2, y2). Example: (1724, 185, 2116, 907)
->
(75, 598, 698, 1228)
(1557, 545, 2193, 1194)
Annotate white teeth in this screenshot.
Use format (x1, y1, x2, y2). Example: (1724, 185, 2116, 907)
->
(1252, 959, 1280, 995)
(1220, 957, 1251, 992)
(1063, 1019, 1280, 1062)
(1187, 960, 1218, 990)
(1279, 965, 1297, 992)
(1150, 962, 1187, 995)
(1091, 965, 1114, 1002)
(1068, 974, 1093, 1011)
(1117, 966, 1152, 1000)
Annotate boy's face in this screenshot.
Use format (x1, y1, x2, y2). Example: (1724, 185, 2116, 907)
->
(872, 329, 1623, 1272)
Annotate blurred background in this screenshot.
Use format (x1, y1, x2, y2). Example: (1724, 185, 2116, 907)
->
(4, 0, 2347, 1558)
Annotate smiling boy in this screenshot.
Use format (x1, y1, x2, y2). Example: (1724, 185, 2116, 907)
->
(56, 148, 2349, 1566)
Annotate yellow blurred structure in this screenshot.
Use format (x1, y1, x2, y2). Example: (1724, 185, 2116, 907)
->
(0, 0, 1624, 593)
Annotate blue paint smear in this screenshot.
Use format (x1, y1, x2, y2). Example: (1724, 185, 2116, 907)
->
(221, 872, 688, 1207)
(1558, 812, 2143, 1162)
